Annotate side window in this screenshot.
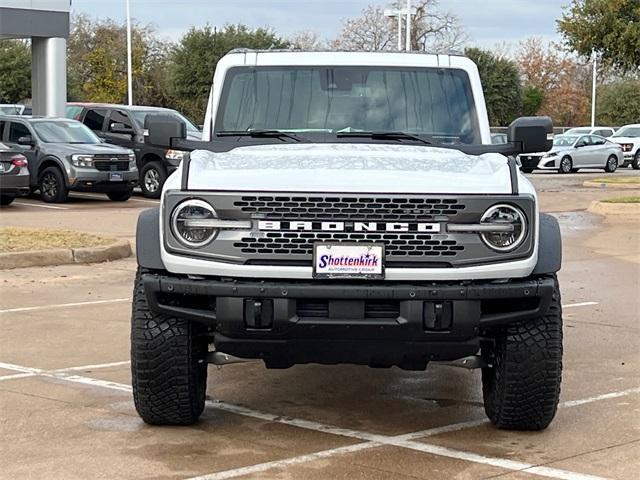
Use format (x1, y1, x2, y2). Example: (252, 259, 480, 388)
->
(590, 135, 605, 146)
(83, 109, 107, 131)
(8, 122, 30, 143)
(108, 110, 133, 130)
(577, 136, 588, 146)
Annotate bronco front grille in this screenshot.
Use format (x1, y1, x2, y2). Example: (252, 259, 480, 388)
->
(233, 196, 465, 221)
(233, 232, 464, 257)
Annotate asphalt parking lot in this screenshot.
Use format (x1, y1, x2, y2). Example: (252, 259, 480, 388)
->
(1, 169, 639, 480)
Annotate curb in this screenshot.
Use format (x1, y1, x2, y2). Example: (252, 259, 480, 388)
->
(588, 200, 640, 217)
(0, 239, 132, 270)
(583, 180, 640, 189)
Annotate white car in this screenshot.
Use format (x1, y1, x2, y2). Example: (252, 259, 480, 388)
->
(0, 104, 31, 115)
(610, 124, 640, 169)
(563, 126, 615, 138)
(132, 50, 564, 431)
(519, 134, 623, 173)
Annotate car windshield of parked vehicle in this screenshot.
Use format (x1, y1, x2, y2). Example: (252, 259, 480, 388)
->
(32, 120, 101, 144)
(216, 66, 482, 144)
(612, 126, 640, 138)
(564, 128, 591, 135)
(553, 135, 579, 146)
(0, 105, 22, 115)
(132, 110, 200, 133)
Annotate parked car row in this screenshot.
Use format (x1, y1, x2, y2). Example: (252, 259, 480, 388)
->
(0, 116, 137, 204)
(517, 124, 640, 174)
(66, 103, 201, 198)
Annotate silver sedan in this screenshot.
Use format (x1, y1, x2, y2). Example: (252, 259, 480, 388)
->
(519, 134, 624, 174)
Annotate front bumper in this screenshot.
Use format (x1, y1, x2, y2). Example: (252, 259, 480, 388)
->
(69, 169, 138, 191)
(141, 273, 555, 369)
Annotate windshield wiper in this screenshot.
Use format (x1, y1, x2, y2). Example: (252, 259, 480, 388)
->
(216, 130, 308, 143)
(336, 131, 434, 145)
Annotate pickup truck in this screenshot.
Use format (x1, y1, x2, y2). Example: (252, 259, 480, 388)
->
(132, 50, 562, 431)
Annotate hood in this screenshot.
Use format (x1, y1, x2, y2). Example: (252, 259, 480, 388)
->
(184, 143, 514, 194)
(46, 142, 132, 155)
(611, 137, 639, 144)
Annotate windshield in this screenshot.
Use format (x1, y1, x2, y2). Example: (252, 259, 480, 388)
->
(33, 120, 100, 144)
(216, 66, 481, 144)
(553, 135, 578, 146)
(132, 110, 199, 133)
(612, 126, 640, 138)
(564, 128, 590, 135)
(0, 105, 23, 115)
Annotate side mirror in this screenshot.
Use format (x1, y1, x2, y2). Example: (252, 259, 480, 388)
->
(109, 122, 134, 135)
(144, 114, 186, 148)
(17, 135, 34, 146)
(507, 116, 553, 154)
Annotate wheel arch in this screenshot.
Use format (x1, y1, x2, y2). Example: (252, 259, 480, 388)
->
(136, 207, 165, 270)
(532, 213, 562, 275)
(37, 157, 69, 185)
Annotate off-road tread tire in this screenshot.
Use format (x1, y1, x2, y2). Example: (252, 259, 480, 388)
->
(482, 274, 563, 430)
(131, 267, 208, 425)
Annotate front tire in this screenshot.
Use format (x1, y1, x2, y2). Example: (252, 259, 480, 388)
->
(558, 156, 572, 174)
(632, 151, 640, 170)
(604, 155, 618, 173)
(39, 166, 69, 203)
(0, 195, 15, 206)
(140, 161, 167, 199)
(481, 275, 563, 430)
(131, 267, 209, 425)
(107, 189, 133, 202)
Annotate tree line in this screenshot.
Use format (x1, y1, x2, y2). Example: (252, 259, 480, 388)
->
(0, 0, 637, 126)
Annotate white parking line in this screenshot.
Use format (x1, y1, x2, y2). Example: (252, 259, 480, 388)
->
(187, 442, 381, 480)
(54, 360, 131, 372)
(13, 201, 68, 210)
(563, 302, 599, 308)
(0, 360, 635, 480)
(0, 298, 130, 314)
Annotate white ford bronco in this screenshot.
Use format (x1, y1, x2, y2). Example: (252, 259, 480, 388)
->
(132, 50, 563, 430)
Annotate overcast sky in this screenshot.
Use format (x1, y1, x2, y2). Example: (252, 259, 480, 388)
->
(70, 0, 568, 49)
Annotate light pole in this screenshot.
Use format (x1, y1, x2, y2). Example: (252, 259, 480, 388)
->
(126, 0, 133, 106)
(384, 8, 403, 51)
(591, 53, 597, 127)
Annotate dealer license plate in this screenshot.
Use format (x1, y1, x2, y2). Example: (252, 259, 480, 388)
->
(109, 172, 123, 182)
(313, 243, 384, 279)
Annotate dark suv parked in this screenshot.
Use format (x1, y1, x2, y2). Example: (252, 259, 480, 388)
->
(67, 103, 200, 198)
(0, 116, 137, 203)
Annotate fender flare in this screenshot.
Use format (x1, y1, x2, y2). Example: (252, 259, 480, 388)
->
(136, 207, 165, 270)
(36, 156, 68, 186)
(533, 213, 562, 274)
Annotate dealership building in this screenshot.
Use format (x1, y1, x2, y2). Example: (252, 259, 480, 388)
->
(0, 0, 70, 117)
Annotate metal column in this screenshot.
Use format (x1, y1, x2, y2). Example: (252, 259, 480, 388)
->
(31, 37, 67, 117)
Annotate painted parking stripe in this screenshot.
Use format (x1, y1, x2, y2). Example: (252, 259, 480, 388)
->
(54, 360, 131, 372)
(0, 298, 130, 314)
(187, 442, 381, 480)
(563, 302, 599, 308)
(13, 201, 68, 210)
(0, 362, 634, 480)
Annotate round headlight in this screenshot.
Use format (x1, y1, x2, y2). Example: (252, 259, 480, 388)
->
(480, 204, 527, 252)
(171, 199, 217, 248)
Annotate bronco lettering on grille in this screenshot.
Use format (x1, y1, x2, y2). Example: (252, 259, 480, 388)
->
(258, 221, 441, 233)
